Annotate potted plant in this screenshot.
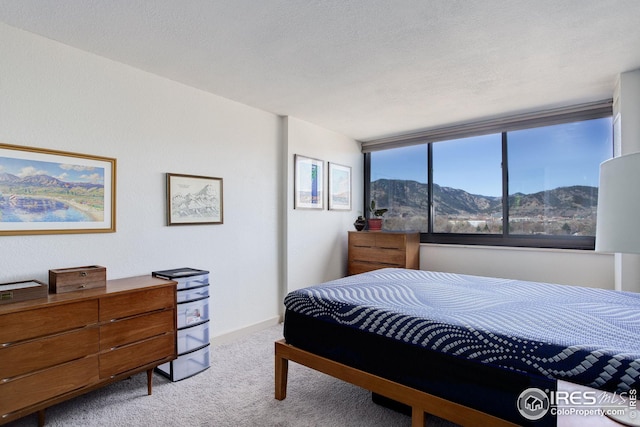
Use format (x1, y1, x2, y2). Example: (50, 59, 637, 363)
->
(367, 200, 387, 232)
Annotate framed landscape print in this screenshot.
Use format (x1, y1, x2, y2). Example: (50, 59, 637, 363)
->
(328, 162, 351, 211)
(167, 173, 223, 225)
(0, 143, 116, 235)
(294, 154, 323, 209)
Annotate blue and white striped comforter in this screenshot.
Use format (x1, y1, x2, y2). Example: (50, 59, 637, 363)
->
(284, 268, 640, 392)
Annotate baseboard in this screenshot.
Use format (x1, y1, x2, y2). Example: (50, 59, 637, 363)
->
(211, 315, 282, 346)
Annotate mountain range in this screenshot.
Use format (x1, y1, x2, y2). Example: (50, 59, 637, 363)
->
(0, 172, 102, 191)
(371, 179, 598, 218)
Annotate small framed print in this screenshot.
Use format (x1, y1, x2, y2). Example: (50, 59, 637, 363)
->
(328, 162, 351, 211)
(294, 155, 324, 209)
(167, 173, 223, 225)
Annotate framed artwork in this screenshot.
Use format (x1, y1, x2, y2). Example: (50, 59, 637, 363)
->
(167, 173, 223, 225)
(294, 154, 324, 209)
(0, 143, 116, 235)
(328, 162, 351, 211)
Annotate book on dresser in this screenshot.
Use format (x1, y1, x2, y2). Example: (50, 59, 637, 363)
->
(347, 231, 420, 275)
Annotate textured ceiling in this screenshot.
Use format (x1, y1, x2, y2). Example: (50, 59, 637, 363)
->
(1, 0, 640, 141)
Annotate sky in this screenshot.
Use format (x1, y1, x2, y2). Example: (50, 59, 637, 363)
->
(0, 156, 104, 184)
(371, 117, 613, 197)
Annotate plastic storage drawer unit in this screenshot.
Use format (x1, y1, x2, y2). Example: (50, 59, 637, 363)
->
(156, 345, 210, 381)
(177, 297, 209, 328)
(152, 268, 211, 381)
(172, 273, 209, 291)
(177, 285, 209, 303)
(177, 320, 210, 354)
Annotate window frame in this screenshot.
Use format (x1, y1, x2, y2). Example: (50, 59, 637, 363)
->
(363, 102, 613, 250)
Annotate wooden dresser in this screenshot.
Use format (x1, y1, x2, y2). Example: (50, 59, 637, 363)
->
(0, 276, 177, 426)
(348, 231, 420, 275)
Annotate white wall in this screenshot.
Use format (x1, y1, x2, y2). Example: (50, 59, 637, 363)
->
(421, 244, 613, 288)
(0, 24, 282, 337)
(284, 117, 362, 293)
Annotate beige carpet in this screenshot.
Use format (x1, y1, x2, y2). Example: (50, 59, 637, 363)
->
(6, 323, 459, 427)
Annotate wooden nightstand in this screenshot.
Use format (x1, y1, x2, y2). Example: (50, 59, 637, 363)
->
(347, 231, 420, 275)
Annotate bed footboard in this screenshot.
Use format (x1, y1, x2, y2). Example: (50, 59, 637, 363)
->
(274, 339, 517, 427)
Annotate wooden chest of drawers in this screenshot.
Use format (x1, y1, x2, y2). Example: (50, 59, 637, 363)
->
(348, 231, 420, 275)
(0, 276, 177, 426)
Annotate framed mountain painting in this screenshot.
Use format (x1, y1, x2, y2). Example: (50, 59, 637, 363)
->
(0, 143, 116, 235)
(166, 173, 223, 225)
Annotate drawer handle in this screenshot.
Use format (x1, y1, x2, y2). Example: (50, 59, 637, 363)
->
(78, 284, 87, 289)
(80, 272, 88, 277)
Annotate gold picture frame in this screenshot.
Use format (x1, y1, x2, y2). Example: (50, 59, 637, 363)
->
(0, 143, 116, 235)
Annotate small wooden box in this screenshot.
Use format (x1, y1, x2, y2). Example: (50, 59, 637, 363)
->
(0, 280, 49, 304)
(49, 265, 106, 294)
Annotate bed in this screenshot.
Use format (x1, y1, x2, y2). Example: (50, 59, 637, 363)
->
(274, 268, 640, 426)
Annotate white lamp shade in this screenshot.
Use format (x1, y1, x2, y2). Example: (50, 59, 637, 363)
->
(595, 152, 640, 254)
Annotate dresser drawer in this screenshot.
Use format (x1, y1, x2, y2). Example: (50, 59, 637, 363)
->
(349, 231, 404, 247)
(349, 232, 406, 248)
(99, 333, 175, 378)
(0, 300, 99, 344)
(348, 231, 376, 248)
(349, 261, 406, 275)
(100, 309, 175, 350)
(0, 355, 98, 417)
(374, 233, 406, 249)
(348, 246, 406, 266)
(100, 286, 175, 321)
(347, 262, 384, 276)
(0, 327, 99, 380)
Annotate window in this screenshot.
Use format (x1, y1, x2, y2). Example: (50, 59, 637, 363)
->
(369, 144, 428, 232)
(432, 134, 502, 234)
(507, 120, 611, 237)
(366, 109, 613, 250)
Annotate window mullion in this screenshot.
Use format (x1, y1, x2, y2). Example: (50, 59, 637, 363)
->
(502, 132, 509, 238)
(363, 153, 371, 219)
(427, 143, 434, 234)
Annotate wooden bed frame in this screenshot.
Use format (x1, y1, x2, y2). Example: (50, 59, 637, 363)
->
(274, 339, 518, 427)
